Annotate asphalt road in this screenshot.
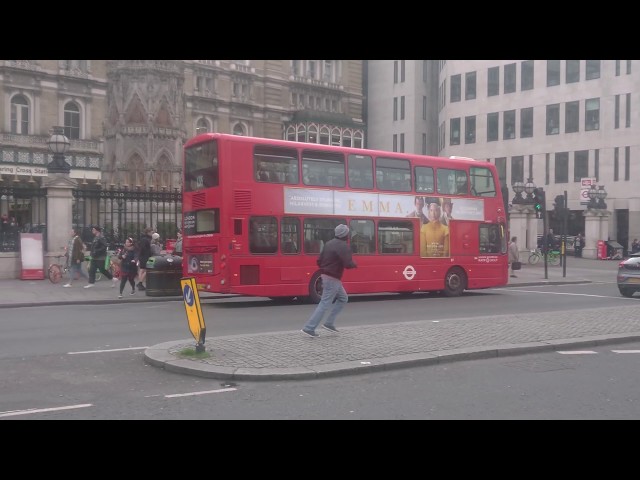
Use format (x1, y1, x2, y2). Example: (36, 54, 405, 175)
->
(1, 280, 638, 419)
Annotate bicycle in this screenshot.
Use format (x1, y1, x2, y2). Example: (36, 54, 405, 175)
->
(528, 248, 561, 266)
(85, 251, 120, 281)
(48, 254, 69, 283)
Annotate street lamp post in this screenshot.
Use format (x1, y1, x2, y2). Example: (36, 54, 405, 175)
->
(47, 127, 70, 174)
(596, 185, 608, 210)
(587, 184, 599, 209)
(524, 178, 536, 204)
(512, 181, 525, 204)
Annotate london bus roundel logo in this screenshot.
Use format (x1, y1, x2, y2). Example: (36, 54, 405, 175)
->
(403, 265, 416, 280)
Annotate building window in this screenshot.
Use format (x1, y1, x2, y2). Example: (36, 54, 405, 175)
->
(614, 147, 619, 181)
(520, 107, 533, 138)
(63, 102, 80, 140)
(450, 74, 461, 102)
(546, 104, 560, 135)
(566, 60, 580, 83)
(393, 134, 397, 152)
(627, 60, 632, 74)
(196, 118, 210, 135)
(625, 146, 630, 181)
(394, 61, 398, 83)
(487, 66, 499, 96)
(10, 95, 29, 135)
(465, 71, 476, 100)
(615, 94, 620, 129)
(400, 96, 405, 120)
(545, 153, 550, 185)
(504, 63, 516, 94)
(521, 60, 534, 91)
(233, 123, 246, 136)
(586, 60, 601, 80)
(511, 156, 524, 185)
(554, 152, 569, 183)
(422, 133, 427, 155)
(503, 110, 515, 140)
(574, 150, 588, 181)
(615, 60, 621, 76)
(565, 101, 579, 133)
(393, 97, 398, 121)
(400, 133, 405, 153)
(422, 96, 427, 120)
(465, 116, 476, 144)
(626, 93, 631, 128)
(401, 60, 405, 82)
(585, 98, 600, 131)
(439, 121, 445, 151)
(595, 149, 599, 181)
(450, 117, 460, 146)
(487, 112, 499, 142)
(547, 60, 560, 87)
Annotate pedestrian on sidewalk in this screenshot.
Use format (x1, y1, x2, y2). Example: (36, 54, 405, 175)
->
(117, 237, 138, 298)
(301, 224, 357, 337)
(574, 233, 584, 258)
(63, 228, 89, 287)
(508, 236, 519, 278)
(151, 232, 162, 255)
(84, 225, 117, 289)
(135, 227, 153, 291)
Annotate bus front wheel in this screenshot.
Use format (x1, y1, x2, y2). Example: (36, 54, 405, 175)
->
(443, 267, 466, 297)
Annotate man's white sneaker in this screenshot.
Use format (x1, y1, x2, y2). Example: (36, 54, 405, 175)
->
(84, 284, 95, 289)
(63, 284, 72, 288)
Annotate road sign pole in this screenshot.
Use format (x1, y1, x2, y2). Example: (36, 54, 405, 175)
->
(563, 190, 568, 278)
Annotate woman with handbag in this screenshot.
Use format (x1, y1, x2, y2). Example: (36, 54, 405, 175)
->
(508, 236, 520, 278)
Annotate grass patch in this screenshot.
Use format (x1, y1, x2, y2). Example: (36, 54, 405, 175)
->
(177, 347, 211, 360)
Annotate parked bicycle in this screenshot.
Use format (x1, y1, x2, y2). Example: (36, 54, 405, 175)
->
(84, 249, 121, 281)
(48, 254, 69, 283)
(528, 248, 561, 266)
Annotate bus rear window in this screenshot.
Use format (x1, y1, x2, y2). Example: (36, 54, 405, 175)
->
(185, 141, 219, 191)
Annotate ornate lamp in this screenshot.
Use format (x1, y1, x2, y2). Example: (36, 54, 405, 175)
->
(47, 126, 70, 174)
(512, 181, 525, 204)
(587, 184, 598, 209)
(524, 178, 536, 204)
(596, 185, 607, 209)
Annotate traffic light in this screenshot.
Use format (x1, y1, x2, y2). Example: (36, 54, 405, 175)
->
(533, 188, 545, 213)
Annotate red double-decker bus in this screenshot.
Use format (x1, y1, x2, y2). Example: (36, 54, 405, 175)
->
(182, 133, 508, 302)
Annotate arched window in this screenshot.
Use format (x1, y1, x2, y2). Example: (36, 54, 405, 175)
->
(297, 125, 306, 143)
(353, 131, 364, 149)
(196, 118, 210, 135)
(233, 123, 246, 136)
(319, 126, 330, 145)
(155, 155, 173, 189)
(64, 102, 80, 139)
(11, 95, 29, 135)
(127, 154, 145, 187)
(308, 124, 318, 144)
(286, 125, 296, 142)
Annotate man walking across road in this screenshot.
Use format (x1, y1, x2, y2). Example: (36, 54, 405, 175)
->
(301, 224, 357, 337)
(84, 225, 116, 289)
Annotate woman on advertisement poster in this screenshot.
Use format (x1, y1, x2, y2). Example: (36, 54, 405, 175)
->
(420, 197, 450, 257)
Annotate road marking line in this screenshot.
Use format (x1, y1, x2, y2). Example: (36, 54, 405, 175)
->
(0, 404, 92, 418)
(492, 289, 626, 299)
(165, 387, 237, 398)
(557, 351, 597, 354)
(611, 350, 640, 353)
(68, 346, 148, 354)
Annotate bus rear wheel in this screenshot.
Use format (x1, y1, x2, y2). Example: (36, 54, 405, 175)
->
(443, 267, 466, 297)
(303, 271, 323, 304)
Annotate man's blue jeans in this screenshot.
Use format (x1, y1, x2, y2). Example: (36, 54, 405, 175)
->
(303, 274, 348, 332)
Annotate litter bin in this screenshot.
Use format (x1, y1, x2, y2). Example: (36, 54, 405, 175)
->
(145, 254, 183, 297)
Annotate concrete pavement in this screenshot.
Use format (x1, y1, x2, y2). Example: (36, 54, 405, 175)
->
(3, 256, 637, 381)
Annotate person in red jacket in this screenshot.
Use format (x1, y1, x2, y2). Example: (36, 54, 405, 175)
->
(301, 224, 357, 337)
